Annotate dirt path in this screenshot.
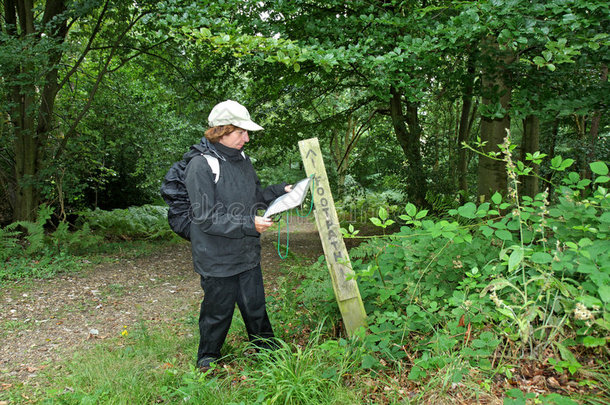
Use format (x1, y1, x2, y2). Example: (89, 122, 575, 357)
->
(0, 220, 323, 383)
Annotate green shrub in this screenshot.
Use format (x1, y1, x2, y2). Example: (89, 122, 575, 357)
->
(332, 144, 609, 384)
(80, 204, 176, 239)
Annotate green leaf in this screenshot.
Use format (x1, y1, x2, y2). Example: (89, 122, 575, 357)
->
(361, 354, 378, 369)
(370, 217, 382, 227)
(497, 306, 516, 320)
(405, 203, 416, 217)
(582, 336, 606, 347)
(542, 393, 578, 405)
(508, 247, 524, 272)
(551, 156, 562, 168)
(491, 192, 502, 205)
(415, 209, 428, 219)
(531, 252, 553, 264)
(480, 225, 494, 237)
(379, 207, 388, 221)
(457, 202, 477, 219)
(408, 365, 426, 381)
(533, 55, 546, 66)
(595, 176, 610, 184)
(590, 161, 609, 176)
(560, 159, 575, 170)
(495, 229, 513, 241)
(555, 342, 580, 365)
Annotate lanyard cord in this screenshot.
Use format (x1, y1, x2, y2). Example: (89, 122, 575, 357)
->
(277, 210, 290, 259)
(277, 175, 315, 259)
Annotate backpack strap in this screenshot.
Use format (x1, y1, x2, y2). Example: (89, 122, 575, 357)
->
(202, 154, 220, 184)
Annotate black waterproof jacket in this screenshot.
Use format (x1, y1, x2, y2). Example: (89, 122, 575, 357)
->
(184, 138, 287, 277)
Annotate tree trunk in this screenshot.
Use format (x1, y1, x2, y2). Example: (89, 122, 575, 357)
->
(545, 118, 559, 199)
(585, 63, 608, 179)
(8, 0, 38, 221)
(520, 115, 540, 198)
(457, 56, 476, 203)
(6, 0, 68, 221)
(330, 115, 356, 195)
(477, 39, 513, 201)
(390, 86, 427, 207)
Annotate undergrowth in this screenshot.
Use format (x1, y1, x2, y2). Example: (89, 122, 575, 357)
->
(333, 136, 609, 402)
(0, 205, 179, 283)
(79, 205, 176, 240)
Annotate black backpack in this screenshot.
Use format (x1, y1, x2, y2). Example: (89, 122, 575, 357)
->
(160, 153, 220, 241)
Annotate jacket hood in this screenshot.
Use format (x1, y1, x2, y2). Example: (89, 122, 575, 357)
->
(182, 137, 224, 163)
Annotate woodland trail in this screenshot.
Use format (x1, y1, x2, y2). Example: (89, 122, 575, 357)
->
(0, 220, 323, 383)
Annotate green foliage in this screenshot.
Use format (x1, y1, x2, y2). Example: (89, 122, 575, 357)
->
(80, 205, 176, 240)
(0, 226, 21, 263)
(503, 388, 578, 405)
(241, 337, 360, 404)
(16, 322, 361, 405)
(267, 258, 340, 338)
(339, 149, 609, 385)
(338, 188, 404, 224)
(0, 205, 101, 282)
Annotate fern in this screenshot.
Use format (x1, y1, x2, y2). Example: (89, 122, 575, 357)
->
(0, 226, 21, 262)
(6, 204, 54, 256)
(51, 222, 102, 254)
(81, 205, 173, 239)
(424, 190, 459, 214)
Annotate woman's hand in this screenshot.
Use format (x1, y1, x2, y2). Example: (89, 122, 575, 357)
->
(254, 216, 273, 233)
(284, 184, 293, 193)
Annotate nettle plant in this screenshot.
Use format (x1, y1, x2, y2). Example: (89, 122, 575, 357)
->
(344, 135, 609, 380)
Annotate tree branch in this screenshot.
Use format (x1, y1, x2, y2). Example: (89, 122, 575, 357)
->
(54, 9, 152, 160)
(337, 107, 377, 171)
(57, 0, 110, 92)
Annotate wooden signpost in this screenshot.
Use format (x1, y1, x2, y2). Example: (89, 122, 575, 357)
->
(298, 137, 367, 337)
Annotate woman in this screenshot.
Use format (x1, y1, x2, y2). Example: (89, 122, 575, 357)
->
(184, 100, 290, 370)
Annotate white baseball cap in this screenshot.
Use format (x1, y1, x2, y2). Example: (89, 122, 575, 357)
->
(207, 100, 264, 131)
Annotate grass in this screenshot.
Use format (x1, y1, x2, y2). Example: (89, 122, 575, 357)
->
(0, 319, 31, 339)
(83, 238, 184, 261)
(0, 253, 84, 284)
(1, 321, 366, 404)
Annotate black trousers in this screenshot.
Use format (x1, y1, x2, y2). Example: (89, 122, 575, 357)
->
(197, 264, 275, 362)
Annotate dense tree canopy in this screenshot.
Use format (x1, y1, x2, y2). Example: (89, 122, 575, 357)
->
(0, 0, 608, 223)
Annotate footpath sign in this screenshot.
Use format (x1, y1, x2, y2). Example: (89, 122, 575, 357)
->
(298, 137, 367, 336)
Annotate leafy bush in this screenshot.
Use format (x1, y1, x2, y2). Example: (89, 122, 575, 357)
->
(335, 144, 609, 385)
(80, 204, 176, 239)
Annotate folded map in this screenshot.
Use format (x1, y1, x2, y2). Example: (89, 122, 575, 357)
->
(263, 176, 313, 218)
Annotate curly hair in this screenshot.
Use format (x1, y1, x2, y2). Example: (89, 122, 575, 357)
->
(204, 125, 239, 143)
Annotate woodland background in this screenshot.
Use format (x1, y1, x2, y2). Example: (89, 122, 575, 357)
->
(1, 1, 609, 404)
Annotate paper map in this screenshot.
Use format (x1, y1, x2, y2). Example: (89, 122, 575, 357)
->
(263, 176, 313, 218)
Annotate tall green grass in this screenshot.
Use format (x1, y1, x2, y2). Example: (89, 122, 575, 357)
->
(2, 322, 365, 404)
